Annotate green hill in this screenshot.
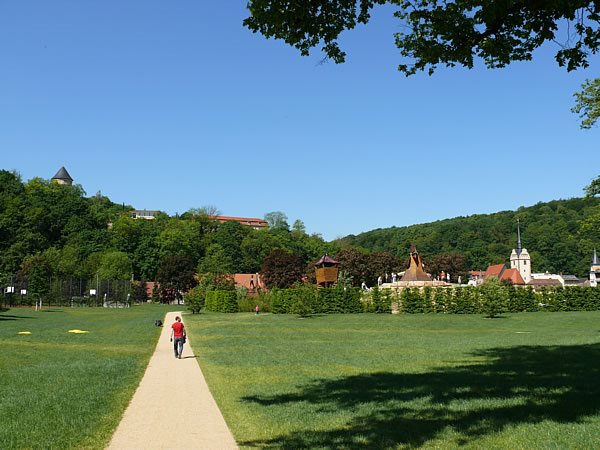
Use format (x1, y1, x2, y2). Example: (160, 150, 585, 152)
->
(337, 197, 600, 277)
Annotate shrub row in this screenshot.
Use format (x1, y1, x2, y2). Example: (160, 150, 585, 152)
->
(198, 285, 600, 315)
(396, 285, 600, 314)
(204, 290, 238, 313)
(271, 286, 362, 315)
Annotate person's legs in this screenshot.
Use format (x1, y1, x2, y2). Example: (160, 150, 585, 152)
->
(173, 337, 181, 358)
(177, 338, 184, 358)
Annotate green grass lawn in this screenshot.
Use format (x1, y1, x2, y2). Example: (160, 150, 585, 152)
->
(0, 304, 180, 449)
(186, 312, 600, 449)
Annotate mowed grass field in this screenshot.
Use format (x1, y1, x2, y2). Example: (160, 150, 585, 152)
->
(187, 312, 600, 449)
(0, 304, 180, 449)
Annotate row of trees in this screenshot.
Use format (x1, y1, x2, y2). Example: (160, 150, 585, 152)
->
(2, 170, 599, 302)
(0, 171, 340, 299)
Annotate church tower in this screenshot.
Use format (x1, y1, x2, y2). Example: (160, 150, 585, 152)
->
(510, 219, 531, 283)
(590, 249, 600, 288)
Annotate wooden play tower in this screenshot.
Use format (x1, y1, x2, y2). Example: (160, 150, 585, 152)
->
(314, 254, 339, 288)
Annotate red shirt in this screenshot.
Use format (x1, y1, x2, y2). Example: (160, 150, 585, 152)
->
(172, 321, 185, 338)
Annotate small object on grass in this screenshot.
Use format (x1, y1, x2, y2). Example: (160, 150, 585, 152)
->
(17, 331, 32, 335)
(515, 331, 532, 334)
(155, 319, 163, 327)
(67, 329, 89, 334)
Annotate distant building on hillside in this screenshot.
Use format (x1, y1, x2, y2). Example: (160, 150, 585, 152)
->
(51, 166, 73, 186)
(209, 215, 268, 230)
(130, 209, 160, 220)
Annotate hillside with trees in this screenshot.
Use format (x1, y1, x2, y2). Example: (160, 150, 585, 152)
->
(0, 170, 333, 294)
(338, 196, 600, 278)
(2, 169, 599, 297)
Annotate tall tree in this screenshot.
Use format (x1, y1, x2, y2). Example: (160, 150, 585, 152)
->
(156, 255, 198, 303)
(335, 248, 375, 287)
(584, 174, 600, 197)
(264, 211, 289, 231)
(260, 249, 304, 289)
(96, 251, 133, 281)
(198, 244, 234, 274)
(245, 1, 600, 75)
(572, 78, 600, 129)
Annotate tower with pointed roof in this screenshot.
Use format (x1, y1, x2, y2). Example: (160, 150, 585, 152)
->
(51, 166, 73, 186)
(400, 244, 431, 282)
(510, 219, 531, 283)
(590, 249, 600, 288)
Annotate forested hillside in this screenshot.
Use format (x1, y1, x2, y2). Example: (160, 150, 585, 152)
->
(338, 197, 600, 277)
(0, 170, 332, 285)
(2, 168, 599, 289)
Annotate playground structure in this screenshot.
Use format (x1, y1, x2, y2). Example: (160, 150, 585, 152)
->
(314, 254, 340, 288)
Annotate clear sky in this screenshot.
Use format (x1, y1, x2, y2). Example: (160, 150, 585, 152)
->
(1, 2, 598, 241)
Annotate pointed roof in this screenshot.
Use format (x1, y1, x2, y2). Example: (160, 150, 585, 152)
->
(484, 264, 506, 279)
(516, 219, 522, 256)
(52, 166, 73, 182)
(314, 254, 339, 266)
(500, 268, 526, 285)
(400, 245, 431, 282)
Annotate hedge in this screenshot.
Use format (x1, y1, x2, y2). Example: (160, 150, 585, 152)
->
(395, 286, 600, 314)
(207, 285, 600, 315)
(270, 286, 362, 314)
(205, 290, 238, 313)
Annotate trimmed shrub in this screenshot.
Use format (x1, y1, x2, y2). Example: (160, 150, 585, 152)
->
(401, 288, 425, 314)
(205, 290, 238, 313)
(270, 289, 295, 314)
(185, 285, 205, 314)
(366, 287, 392, 313)
(479, 278, 508, 318)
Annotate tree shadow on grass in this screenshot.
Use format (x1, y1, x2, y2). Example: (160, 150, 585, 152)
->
(0, 314, 36, 320)
(241, 344, 600, 448)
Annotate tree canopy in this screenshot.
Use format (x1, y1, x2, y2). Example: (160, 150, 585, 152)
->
(573, 78, 600, 129)
(585, 174, 600, 197)
(338, 196, 600, 277)
(244, 1, 600, 76)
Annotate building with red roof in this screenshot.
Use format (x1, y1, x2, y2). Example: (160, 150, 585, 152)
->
(481, 264, 526, 285)
(209, 216, 268, 229)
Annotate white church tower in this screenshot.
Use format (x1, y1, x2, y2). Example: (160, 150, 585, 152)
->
(510, 219, 531, 284)
(590, 249, 600, 288)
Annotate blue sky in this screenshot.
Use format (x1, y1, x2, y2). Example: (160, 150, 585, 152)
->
(1, 1, 598, 241)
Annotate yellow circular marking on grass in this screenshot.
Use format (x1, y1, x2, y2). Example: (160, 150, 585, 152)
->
(67, 329, 89, 334)
(17, 331, 32, 335)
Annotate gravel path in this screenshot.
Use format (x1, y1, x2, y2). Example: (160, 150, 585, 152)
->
(107, 311, 238, 449)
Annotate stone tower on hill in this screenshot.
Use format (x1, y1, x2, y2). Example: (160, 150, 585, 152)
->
(51, 166, 73, 186)
(510, 219, 531, 284)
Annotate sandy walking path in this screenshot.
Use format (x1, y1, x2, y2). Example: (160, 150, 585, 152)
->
(107, 311, 238, 449)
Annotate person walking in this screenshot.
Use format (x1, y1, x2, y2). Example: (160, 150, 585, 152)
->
(170, 316, 186, 359)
